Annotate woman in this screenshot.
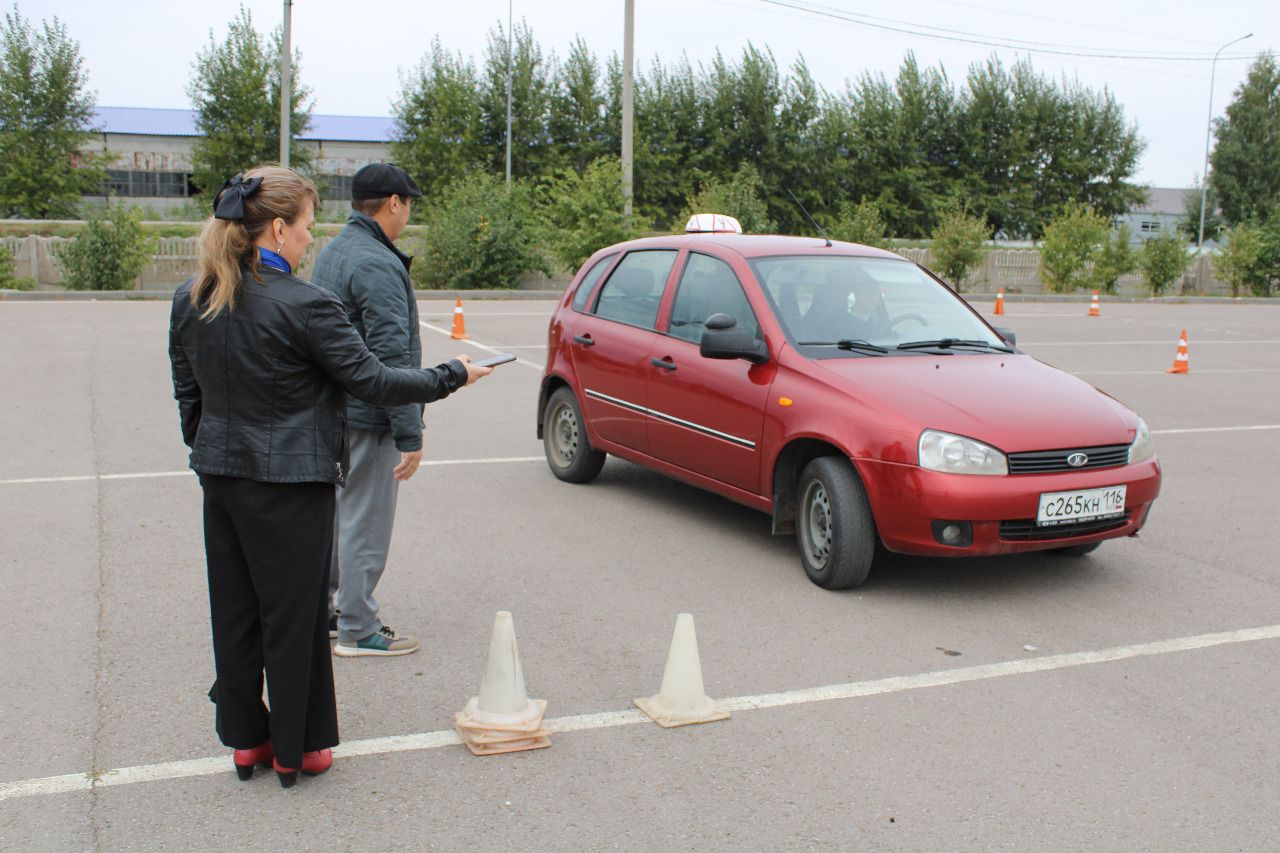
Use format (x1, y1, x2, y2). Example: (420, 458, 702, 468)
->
(168, 165, 490, 788)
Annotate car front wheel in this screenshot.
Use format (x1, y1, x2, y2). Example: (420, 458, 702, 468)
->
(543, 387, 606, 483)
(795, 457, 876, 589)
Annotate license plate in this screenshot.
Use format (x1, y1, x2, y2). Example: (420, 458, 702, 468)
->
(1036, 485, 1127, 526)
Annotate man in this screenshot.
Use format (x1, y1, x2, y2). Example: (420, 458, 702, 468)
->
(312, 163, 425, 657)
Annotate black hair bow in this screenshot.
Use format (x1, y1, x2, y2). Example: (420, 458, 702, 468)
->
(213, 174, 263, 221)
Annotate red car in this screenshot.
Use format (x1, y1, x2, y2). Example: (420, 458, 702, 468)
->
(537, 217, 1161, 588)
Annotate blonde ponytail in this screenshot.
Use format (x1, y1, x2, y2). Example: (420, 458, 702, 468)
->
(191, 165, 319, 319)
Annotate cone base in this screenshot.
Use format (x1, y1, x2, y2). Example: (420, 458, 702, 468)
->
(1167, 366, 1188, 374)
(456, 728, 552, 756)
(634, 695, 730, 728)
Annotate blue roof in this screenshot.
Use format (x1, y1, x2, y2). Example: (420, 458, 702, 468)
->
(89, 106, 394, 143)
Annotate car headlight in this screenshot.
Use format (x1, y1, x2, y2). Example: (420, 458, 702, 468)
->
(1128, 417, 1155, 464)
(918, 429, 1008, 475)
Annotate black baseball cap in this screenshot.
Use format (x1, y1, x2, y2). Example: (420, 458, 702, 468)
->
(351, 163, 422, 200)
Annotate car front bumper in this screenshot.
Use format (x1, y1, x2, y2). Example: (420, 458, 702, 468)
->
(857, 456, 1162, 557)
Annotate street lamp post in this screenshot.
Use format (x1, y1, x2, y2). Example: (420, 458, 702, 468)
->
(280, 0, 293, 168)
(1198, 32, 1252, 248)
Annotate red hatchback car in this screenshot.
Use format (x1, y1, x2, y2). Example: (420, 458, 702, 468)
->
(537, 219, 1161, 589)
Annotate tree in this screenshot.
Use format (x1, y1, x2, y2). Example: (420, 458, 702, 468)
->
(416, 172, 548, 290)
(55, 203, 154, 290)
(1040, 203, 1109, 293)
(546, 37, 608, 175)
(1180, 179, 1224, 243)
(929, 203, 990, 291)
(0, 6, 105, 218)
(1138, 232, 1191, 297)
(478, 20, 552, 180)
(680, 162, 775, 234)
(393, 38, 484, 207)
(1214, 222, 1264, 297)
(826, 197, 890, 248)
(1210, 53, 1280, 227)
(538, 155, 646, 272)
(187, 5, 313, 198)
(1092, 224, 1137, 294)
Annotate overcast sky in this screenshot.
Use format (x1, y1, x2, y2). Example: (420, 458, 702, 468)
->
(19, 0, 1278, 188)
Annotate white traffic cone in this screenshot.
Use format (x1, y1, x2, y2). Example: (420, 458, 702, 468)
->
(634, 613, 730, 728)
(454, 611, 551, 755)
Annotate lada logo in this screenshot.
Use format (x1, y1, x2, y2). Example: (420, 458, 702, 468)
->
(1066, 453, 1089, 468)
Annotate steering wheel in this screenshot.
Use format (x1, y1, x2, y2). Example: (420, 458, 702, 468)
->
(886, 313, 928, 333)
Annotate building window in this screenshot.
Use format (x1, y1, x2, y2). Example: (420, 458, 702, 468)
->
(100, 170, 194, 198)
(321, 174, 354, 201)
(1139, 220, 1162, 234)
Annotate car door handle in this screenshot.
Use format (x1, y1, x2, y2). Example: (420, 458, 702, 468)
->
(573, 334, 594, 346)
(650, 357, 677, 371)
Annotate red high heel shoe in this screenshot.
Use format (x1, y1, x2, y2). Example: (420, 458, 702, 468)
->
(232, 741, 274, 781)
(272, 748, 333, 788)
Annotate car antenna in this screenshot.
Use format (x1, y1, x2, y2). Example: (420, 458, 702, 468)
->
(787, 189, 832, 247)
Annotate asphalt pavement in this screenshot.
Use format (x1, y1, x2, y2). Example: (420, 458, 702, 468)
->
(1, 296, 1278, 851)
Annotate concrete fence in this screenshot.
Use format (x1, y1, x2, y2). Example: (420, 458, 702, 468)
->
(3, 234, 1235, 295)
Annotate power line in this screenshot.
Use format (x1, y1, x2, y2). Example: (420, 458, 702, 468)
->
(752, 0, 1262, 62)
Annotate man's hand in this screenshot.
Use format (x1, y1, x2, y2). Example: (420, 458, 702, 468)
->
(456, 354, 494, 386)
(393, 449, 423, 481)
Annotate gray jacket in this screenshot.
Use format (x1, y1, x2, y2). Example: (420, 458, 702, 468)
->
(312, 212, 424, 451)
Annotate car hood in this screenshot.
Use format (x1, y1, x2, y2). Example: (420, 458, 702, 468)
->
(812, 353, 1137, 452)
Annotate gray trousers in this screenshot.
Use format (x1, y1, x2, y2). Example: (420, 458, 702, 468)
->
(329, 429, 402, 642)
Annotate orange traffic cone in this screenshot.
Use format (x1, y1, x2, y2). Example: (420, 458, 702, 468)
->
(1167, 329, 1189, 374)
(1088, 290, 1100, 317)
(450, 297, 470, 340)
(993, 289, 1005, 316)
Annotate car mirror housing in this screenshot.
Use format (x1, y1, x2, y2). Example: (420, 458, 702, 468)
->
(700, 313, 769, 364)
(994, 326, 1017, 346)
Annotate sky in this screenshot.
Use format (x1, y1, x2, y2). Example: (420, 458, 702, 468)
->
(19, 0, 1278, 189)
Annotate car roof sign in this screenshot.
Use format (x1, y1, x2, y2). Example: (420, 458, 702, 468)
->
(685, 213, 742, 234)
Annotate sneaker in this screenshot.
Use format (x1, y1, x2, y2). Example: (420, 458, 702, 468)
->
(328, 613, 339, 640)
(334, 626, 420, 657)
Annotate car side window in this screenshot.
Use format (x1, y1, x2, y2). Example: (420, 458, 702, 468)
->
(570, 253, 617, 312)
(592, 250, 677, 330)
(668, 252, 760, 344)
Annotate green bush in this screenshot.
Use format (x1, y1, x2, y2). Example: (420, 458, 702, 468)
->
(1040, 203, 1109, 293)
(538, 156, 647, 273)
(1138, 232, 1191, 297)
(929, 204, 990, 291)
(826, 198, 890, 248)
(413, 173, 548, 290)
(679, 163, 775, 234)
(0, 243, 34, 289)
(55, 205, 154, 290)
(1091, 224, 1138, 294)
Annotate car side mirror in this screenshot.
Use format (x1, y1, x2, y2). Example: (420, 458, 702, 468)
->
(994, 326, 1017, 346)
(700, 313, 769, 364)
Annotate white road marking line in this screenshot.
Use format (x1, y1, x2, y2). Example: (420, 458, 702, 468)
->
(0, 457, 543, 486)
(1027, 339, 1280, 346)
(419, 311, 553, 317)
(2, 623, 1277, 802)
(1152, 425, 1280, 435)
(419, 320, 545, 371)
(1073, 369, 1280, 376)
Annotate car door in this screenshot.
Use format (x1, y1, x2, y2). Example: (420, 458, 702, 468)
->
(646, 251, 773, 494)
(568, 249, 679, 453)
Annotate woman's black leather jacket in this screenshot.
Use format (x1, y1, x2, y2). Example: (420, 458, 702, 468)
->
(169, 267, 467, 486)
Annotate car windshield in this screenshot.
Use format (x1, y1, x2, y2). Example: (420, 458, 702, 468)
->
(750, 255, 1006, 355)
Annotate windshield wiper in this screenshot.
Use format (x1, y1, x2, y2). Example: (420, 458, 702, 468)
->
(797, 338, 889, 354)
(896, 338, 1014, 353)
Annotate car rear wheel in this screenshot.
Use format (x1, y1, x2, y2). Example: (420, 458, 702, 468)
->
(1052, 541, 1102, 556)
(795, 457, 876, 589)
(543, 387, 606, 483)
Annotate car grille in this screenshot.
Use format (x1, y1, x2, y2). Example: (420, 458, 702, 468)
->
(999, 512, 1132, 541)
(1006, 443, 1130, 474)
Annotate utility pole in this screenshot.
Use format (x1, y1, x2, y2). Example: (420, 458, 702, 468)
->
(279, 0, 293, 168)
(505, 0, 513, 186)
(621, 0, 634, 218)
(1198, 32, 1251, 248)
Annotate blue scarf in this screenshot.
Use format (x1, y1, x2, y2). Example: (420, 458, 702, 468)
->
(257, 246, 291, 274)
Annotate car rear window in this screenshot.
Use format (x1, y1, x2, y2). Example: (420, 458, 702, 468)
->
(570, 253, 617, 312)
(592, 250, 677, 330)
